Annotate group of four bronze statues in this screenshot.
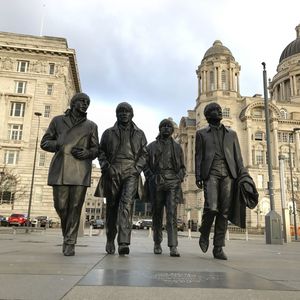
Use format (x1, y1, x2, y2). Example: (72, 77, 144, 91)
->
(41, 92, 257, 260)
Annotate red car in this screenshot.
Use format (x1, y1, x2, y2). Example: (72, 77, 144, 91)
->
(8, 213, 28, 226)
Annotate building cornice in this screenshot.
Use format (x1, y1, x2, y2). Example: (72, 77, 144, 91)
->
(0, 44, 81, 93)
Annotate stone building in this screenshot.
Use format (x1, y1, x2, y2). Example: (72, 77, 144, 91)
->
(178, 24, 300, 229)
(0, 32, 86, 221)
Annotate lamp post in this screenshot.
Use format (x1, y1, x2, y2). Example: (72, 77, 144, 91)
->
(26, 112, 42, 232)
(288, 127, 300, 241)
(262, 63, 282, 244)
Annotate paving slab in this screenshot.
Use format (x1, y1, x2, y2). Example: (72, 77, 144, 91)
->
(0, 228, 299, 300)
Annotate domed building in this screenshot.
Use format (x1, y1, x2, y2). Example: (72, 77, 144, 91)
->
(178, 25, 300, 230)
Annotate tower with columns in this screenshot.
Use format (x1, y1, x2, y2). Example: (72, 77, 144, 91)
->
(178, 25, 300, 229)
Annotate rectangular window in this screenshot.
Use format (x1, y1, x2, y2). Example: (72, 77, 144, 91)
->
(277, 132, 282, 142)
(38, 152, 46, 167)
(4, 150, 19, 165)
(257, 174, 264, 189)
(282, 132, 289, 143)
(10, 102, 25, 117)
(49, 63, 55, 75)
(15, 81, 27, 94)
(46, 84, 53, 95)
(8, 124, 23, 140)
(256, 150, 264, 165)
(209, 71, 214, 91)
(17, 60, 29, 72)
(222, 108, 230, 118)
(44, 105, 51, 118)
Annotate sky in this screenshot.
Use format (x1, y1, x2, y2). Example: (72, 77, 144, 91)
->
(0, 0, 300, 142)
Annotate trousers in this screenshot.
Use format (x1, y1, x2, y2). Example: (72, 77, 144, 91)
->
(152, 178, 180, 247)
(200, 160, 234, 247)
(106, 162, 138, 245)
(52, 185, 87, 245)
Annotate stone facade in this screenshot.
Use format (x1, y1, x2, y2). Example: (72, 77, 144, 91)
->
(0, 32, 91, 222)
(178, 26, 300, 229)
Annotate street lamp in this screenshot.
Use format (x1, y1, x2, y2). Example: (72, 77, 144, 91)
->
(288, 127, 300, 241)
(26, 112, 42, 231)
(262, 63, 282, 244)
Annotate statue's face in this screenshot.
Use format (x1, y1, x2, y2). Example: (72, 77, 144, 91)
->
(159, 122, 173, 138)
(208, 106, 222, 123)
(73, 98, 90, 114)
(116, 107, 133, 125)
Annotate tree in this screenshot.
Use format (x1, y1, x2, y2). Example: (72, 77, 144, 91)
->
(0, 166, 25, 209)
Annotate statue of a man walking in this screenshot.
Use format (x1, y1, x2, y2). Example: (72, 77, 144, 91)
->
(41, 92, 99, 256)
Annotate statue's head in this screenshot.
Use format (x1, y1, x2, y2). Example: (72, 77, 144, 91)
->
(159, 118, 174, 138)
(116, 102, 134, 125)
(204, 102, 222, 125)
(70, 92, 90, 114)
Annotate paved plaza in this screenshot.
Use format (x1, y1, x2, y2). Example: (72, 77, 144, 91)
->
(0, 227, 299, 300)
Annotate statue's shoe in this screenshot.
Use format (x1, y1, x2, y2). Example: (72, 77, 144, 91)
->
(105, 241, 115, 254)
(213, 247, 228, 260)
(118, 244, 130, 255)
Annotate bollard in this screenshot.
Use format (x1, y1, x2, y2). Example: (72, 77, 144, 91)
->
(226, 229, 230, 241)
(188, 228, 192, 240)
(148, 227, 152, 238)
(245, 227, 249, 241)
(89, 225, 93, 237)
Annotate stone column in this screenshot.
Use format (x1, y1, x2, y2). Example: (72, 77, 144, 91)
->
(236, 72, 240, 94)
(247, 125, 252, 166)
(293, 75, 297, 96)
(273, 126, 279, 168)
(295, 131, 300, 171)
(187, 134, 193, 172)
(203, 70, 207, 94)
(217, 66, 221, 90)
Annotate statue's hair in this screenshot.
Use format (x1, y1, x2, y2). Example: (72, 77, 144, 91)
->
(204, 102, 222, 118)
(70, 92, 90, 108)
(159, 118, 174, 130)
(116, 102, 133, 114)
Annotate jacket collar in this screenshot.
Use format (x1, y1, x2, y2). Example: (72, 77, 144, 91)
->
(205, 123, 229, 133)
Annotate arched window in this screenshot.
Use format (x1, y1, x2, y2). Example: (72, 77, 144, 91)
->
(0, 176, 16, 205)
(254, 131, 264, 141)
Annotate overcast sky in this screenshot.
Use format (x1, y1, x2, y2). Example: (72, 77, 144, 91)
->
(1, 0, 300, 141)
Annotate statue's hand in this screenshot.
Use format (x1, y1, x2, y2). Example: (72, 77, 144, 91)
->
(196, 180, 203, 190)
(71, 147, 90, 160)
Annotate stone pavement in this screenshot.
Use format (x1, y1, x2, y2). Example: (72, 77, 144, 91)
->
(0, 227, 299, 300)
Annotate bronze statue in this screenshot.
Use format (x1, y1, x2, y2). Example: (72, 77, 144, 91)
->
(195, 102, 245, 260)
(95, 102, 147, 255)
(144, 119, 185, 257)
(41, 92, 99, 256)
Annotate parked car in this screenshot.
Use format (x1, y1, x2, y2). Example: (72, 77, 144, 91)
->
(90, 219, 105, 229)
(35, 216, 52, 228)
(139, 219, 152, 229)
(30, 218, 38, 227)
(177, 219, 186, 231)
(0, 215, 8, 226)
(8, 213, 28, 226)
(132, 220, 143, 229)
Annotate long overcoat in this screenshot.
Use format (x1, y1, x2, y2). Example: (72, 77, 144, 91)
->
(40, 113, 99, 186)
(195, 125, 244, 181)
(143, 138, 186, 204)
(94, 122, 147, 201)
